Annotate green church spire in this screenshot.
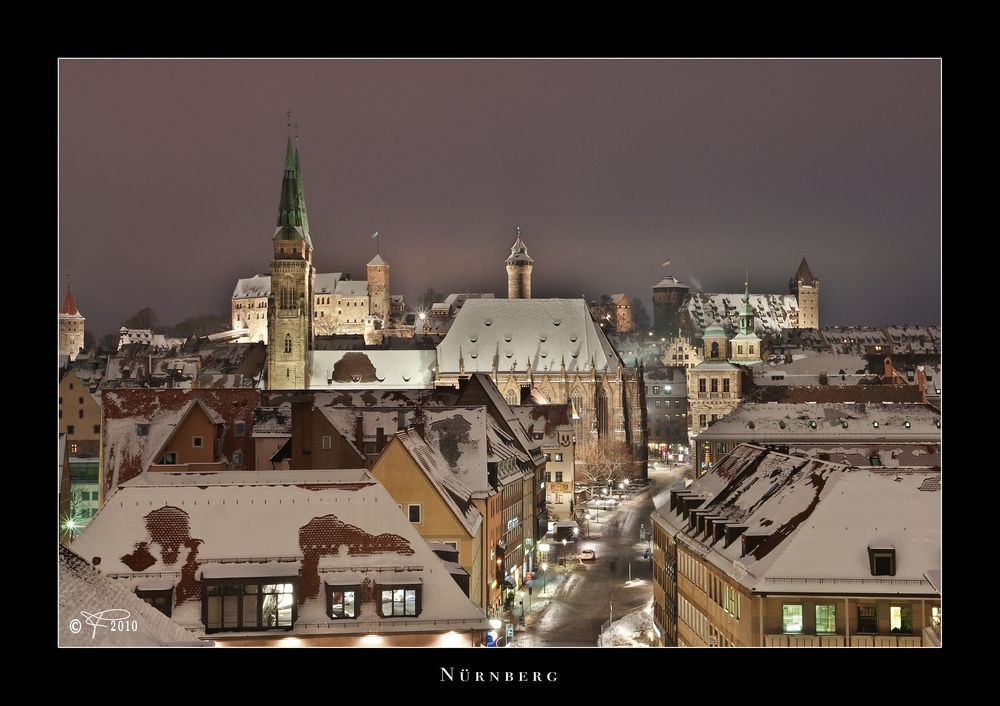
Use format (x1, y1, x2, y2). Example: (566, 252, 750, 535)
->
(738, 274, 755, 335)
(274, 131, 312, 249)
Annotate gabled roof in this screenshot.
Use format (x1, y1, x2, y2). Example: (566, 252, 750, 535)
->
(393, 430, 483, 536)
(437, 299, 622, 375)
(69, 470, 488, 637)
(368, 254, 387, 266)
(656, 444, 939, 596)
(101, 389, 260, 496)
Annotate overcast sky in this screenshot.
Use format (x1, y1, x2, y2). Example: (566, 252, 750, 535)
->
(59, 59, 940, 338)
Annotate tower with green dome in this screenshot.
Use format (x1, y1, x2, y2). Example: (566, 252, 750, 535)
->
(729, 278, 762, 364)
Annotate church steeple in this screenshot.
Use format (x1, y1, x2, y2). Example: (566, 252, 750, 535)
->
(61, 280, 81, 316)
(738, 275, 755, 335)
(274, 134, 312, 250)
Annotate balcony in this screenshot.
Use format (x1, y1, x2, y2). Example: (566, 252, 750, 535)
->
(765, 634, 923, 647)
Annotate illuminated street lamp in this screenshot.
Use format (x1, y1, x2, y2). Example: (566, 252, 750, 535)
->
(573, 526, 580, 544)
(540, 562, 549, 592)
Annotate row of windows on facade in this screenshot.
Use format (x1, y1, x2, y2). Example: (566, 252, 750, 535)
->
(697, 414, 719, 428)
(62, 425, 101, 436)
(59, 410, 96, 421)
(543, 471, 564, 483)
(647, 385, 675, 395)
(542, 452, 564, 463)
(677, 550, 741, 622)
(155, 580, 425, 632)
(697, 378, 731, 393)
(779, 603, 929, 635)
(678, 594, 733, 646)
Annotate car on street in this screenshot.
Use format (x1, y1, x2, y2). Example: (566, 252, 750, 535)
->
(580, 549, 597, 561)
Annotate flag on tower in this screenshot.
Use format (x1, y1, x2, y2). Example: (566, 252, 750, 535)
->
(372, 231, 379, 239)
(662, 259, 671, 267)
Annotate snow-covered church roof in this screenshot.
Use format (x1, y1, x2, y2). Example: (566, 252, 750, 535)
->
(436, 299, 622, 375)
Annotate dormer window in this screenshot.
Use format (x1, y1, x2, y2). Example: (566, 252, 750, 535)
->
(325, 583, 360, 619)
(872, 421, 880, 429)
(136, 424, 150, 437)
(841, 420, 849, 429)
(808, 421, 817, 430)
(903, 421, 911, 429)
(378, 584, 421, 617)
(868, 546, 896, 576)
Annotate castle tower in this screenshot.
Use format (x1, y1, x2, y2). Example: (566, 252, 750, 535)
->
(267, 135, 315, 389)
(729, 277, 762, 363)
(367, 253, 390, 325)
(505, 227, 533, 299)
(790, 258, 820, 329)
(59, 280, 85, 361)
(652, 274, 690, 339)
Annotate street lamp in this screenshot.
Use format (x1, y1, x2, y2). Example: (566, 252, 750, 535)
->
(541, 562, 548, 593)
(584, 512, 592, 539)
(518, 590, 525, 626)
(573, 526, 580, 544)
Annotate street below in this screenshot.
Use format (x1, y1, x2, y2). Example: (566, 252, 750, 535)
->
(511, 461, 692, 647)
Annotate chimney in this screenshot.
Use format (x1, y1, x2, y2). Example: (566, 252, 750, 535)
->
(376, 426, 386, 452)
(818, 371, 828, 386)
(354, 415, 364, 452)
(884, 356, 897, 382)
(917, 365, 927, 402)
(291, 398, 313, 469)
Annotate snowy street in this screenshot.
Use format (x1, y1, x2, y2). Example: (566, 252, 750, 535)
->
(509, 462, 692, 647)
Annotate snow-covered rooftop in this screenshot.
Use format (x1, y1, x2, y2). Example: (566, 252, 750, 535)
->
(437, 299, 622, 375)
(656, 444, 940, 595)
(309, 350, 436, 389)
(684, 292, 799, 336)
(695, 402, 941, 443)
(100, 390, 260, 496)
(70, 470, 488, 638)
(334, 280, 368, 297)
(59, 545, 208, 647)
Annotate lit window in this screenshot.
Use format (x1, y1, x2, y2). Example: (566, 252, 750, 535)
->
(233, 450, 243, 465)
(70, 442, 78, 454)
(555, 471, 563, 482)
(890, 606, 911, 633)
(544, 453, 551, 462)
(903, 421, 911, 429)
(815, 604, 836, 633)
(380, 587, 419, 617)
(782, 604, 803, 633)
(533, 432, 544, 440)
(554, 453, 563, 462)
(931, 607, 941, 627)
(872, 421, 880, 428)
(326, 586, 359, 619)
(204, 581, 295, 633)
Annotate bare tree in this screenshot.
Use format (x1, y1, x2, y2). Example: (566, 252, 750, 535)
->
(575, 440, 634, 489)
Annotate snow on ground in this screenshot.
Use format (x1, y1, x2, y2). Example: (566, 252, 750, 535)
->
(603, 599, 655, 647)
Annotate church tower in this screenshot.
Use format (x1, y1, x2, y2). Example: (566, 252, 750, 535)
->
(790, 258, 820, 329)
(729, 278, 762, 364)
(367, 253, 390, 325)
(267, 135, 315, 389)
(59, 279, 85, 361)
(505, 227, 533, 299)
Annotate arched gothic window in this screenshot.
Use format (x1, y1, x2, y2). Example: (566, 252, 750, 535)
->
(284, 334, 292, 353)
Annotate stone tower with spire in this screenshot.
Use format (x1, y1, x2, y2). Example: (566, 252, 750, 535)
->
(505, 227, 533, 299)
(59, 280, 85, 361)
(267, 134, 315, 389)
(790, 258, 820, 329)
(367, 253, 390, 325)
(729, 277, 762, 364)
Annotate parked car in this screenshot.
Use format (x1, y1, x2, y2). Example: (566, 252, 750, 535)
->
(580, 549, 597, 561)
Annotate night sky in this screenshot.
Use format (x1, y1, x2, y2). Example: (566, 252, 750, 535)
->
(59, 60, 940, 338)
